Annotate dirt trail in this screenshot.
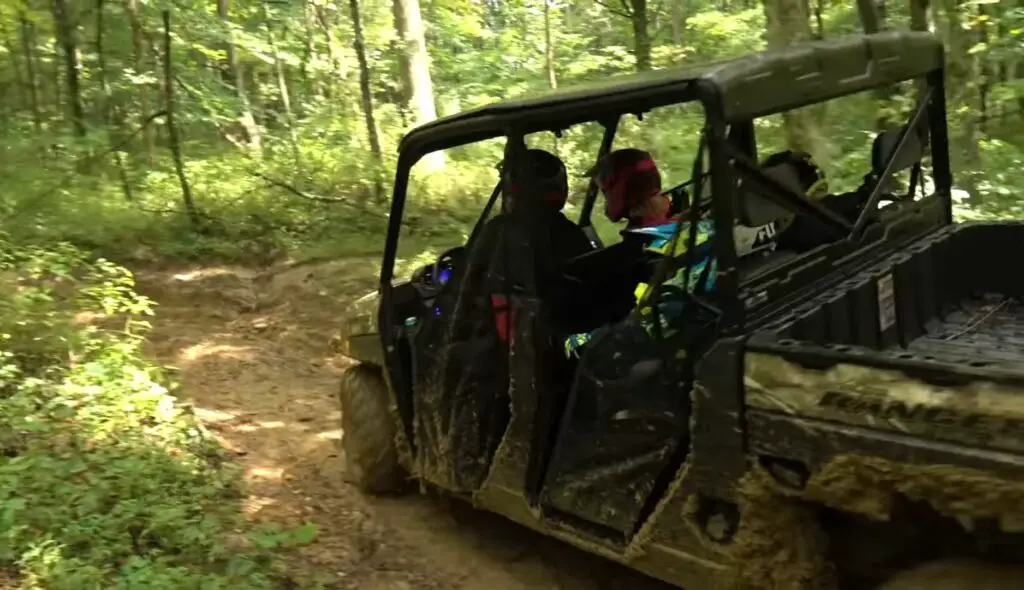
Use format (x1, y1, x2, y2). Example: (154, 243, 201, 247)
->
(136, 260, 675, 590)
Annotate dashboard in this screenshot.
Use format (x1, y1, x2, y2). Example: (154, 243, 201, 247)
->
(409, 246, 464, 300)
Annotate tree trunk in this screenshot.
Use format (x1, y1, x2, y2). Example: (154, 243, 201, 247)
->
(1, 21, 26, 111)
(260, 3, 300, 162)
(51, 0, 85, 136)
(300, 1, 314, 98)
(629, 0, 651, 71)
(812, 0, 824, 38)
(977, 2, 989, 132)
(315, 6, 341, 102)
(52, 37, 61, 115)
(855, 0, 882, 33)
(161, 10, 200, 227)
(856, 0, 897, 128)
(96, 0, 134, 200)
(125, 0, 154, 161)
(217, 0, 261, 154)
(392, 0, 438, 123)
(909, 0, 932, 31)
(670, 0, 685, 44)
(994, 0, 1009, 119)
(18, 14, 41, 131)
(349, 0, 384, 201)
(941, 0, 981, 203)
(763, 0, 825, 158)
(393, 0, 443, 168)
(544, 0, 557, 89)
(95, 0, 110, 125)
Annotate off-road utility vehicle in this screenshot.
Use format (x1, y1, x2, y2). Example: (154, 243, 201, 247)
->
(338, 31, 1024, 589)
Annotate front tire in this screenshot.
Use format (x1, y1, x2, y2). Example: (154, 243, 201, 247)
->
(338, 364, 405, 494)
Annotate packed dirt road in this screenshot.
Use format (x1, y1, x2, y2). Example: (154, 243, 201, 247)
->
(137, 259, 676, 590)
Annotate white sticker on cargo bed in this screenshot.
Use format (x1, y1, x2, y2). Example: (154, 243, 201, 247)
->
(877, 273, 896, 331)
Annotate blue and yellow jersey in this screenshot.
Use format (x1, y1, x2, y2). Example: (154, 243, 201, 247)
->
(626, 218, 716, 302)
(564, 219, 718, 358)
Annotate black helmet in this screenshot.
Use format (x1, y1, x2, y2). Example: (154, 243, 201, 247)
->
(760, 150, 828, 199)
(503, 149, 569, 210)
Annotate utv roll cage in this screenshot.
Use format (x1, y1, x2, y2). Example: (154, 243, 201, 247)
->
(382, 30, 952, 334)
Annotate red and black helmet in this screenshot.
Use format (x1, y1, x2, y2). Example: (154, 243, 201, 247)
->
(503, 148, 569, 210)
(588, 148, 662, 222)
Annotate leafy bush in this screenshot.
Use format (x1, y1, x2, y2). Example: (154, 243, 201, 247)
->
(0, 238, 313, 589)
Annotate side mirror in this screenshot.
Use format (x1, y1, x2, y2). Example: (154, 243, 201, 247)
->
(871, 127, 926, 175)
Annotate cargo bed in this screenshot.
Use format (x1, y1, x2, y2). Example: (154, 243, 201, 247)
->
(751, 221, 1024, 373)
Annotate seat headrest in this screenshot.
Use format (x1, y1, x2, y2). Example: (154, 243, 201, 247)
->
(872, 127, 925, 174)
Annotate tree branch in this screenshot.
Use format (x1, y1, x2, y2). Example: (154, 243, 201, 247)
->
(249, 170, 350, 203)
(594, 0, 631, 18)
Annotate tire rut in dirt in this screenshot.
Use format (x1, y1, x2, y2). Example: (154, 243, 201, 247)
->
(875, 558, 1024, 590)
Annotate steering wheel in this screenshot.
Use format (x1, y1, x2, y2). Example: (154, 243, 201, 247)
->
(431, 246, 465, 287)
(665, 173, 711, 217)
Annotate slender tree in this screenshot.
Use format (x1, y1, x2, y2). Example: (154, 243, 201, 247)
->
(393, 0, 444, 168)
(763, 0, 825, 158)
(161, 10, 200, 227)
(51, 0, 85, 136)
(348, 0, 384, 199)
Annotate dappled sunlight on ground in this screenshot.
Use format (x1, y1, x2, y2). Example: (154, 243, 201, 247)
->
(177, 341, 259, 363)
(72, 310, 106, 326)
(136, 262, 676, 590)
(248, 465, 286, 480)
(242, 495, 279, 516)
(170, 266, 259, 283)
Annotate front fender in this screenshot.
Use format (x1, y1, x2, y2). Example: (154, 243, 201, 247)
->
(336, 290, 385, 366)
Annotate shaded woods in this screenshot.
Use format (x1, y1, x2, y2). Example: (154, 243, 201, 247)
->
(0, 0, 1020, 262)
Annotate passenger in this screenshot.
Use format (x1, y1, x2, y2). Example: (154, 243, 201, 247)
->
(763, 149, 876, 251)
(591, 148, 674, 230)
(563, 148, 870, 359)
(564, 148, 716, 357)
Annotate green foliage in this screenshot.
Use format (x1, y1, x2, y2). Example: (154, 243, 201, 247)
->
(0, 238, 314, 588)
(0, 0, 1023, 262)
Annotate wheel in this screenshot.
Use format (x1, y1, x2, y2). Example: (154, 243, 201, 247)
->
(876, 559, 1023, 590)
(338, 364, 405, 494)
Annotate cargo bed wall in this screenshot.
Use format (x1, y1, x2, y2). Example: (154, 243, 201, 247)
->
(753, 221, 1024, 368)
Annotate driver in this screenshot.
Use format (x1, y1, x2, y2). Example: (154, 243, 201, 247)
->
(470, 148, 595, 340)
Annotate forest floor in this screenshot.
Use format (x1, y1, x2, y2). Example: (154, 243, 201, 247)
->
(135, 257, 676, 590)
